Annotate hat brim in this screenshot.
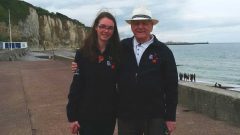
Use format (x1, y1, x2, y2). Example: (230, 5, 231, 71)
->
(125, 18, 159, 25)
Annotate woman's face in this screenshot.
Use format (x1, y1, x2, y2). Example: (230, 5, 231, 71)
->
(95, 17, 115, 43)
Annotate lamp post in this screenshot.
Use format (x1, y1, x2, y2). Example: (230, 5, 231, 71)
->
(8, 9, 12, 51)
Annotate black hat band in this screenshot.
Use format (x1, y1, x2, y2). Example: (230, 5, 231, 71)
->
(132, 14, 151, 19)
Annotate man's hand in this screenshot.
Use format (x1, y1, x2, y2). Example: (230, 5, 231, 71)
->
(69, 121, 80, 134)
(166, 121, 176, 134)
(71, 62, 78, 73)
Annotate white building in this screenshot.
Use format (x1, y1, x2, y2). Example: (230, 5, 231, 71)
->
(0, 42, 28, 49)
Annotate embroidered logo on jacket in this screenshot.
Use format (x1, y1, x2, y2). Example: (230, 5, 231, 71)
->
(107, 56, 115, 69)
(98, 55, 115, 70)
(149, 53, 159, 64)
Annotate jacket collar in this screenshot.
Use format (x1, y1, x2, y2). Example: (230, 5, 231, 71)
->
(126, 34, 159, 49)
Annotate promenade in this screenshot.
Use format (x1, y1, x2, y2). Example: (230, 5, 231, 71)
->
(1, 59, 240, 135)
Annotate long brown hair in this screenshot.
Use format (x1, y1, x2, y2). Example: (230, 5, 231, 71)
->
(80, 11, 121, 63)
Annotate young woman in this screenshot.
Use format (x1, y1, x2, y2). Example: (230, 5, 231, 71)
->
(66, 11, 121, 135)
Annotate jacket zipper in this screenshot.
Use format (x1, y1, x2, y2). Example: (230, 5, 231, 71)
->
(135, 73, 138, 83)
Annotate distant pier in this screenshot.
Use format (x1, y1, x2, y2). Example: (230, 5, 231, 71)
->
(166, 41, 209, 45)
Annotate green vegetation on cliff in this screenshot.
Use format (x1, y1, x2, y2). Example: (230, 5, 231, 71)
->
(36, 7, 85, 26)
(0, 0, 86, 26)
(0, 0, 32, 25)
(0, 0, 89, 44)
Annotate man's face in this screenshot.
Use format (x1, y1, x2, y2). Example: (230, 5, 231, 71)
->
(130, 20, 153, 43)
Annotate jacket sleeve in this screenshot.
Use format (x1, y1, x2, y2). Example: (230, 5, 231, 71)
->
(163, 47, 178, 121)
(66, 50, 84, 122)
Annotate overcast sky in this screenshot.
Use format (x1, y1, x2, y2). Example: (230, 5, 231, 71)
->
(23, 0, 240, 43)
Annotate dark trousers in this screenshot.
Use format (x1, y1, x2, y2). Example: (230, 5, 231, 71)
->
(78, 118, 116, 135)
(118, 118, 168, 135)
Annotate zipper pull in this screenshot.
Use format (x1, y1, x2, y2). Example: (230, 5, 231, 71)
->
(135, 73, 138, 83)
(74, 68, 80, 76)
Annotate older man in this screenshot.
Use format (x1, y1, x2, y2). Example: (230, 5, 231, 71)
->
(117, 6, 178, 135)
(71, 6, 178, 135)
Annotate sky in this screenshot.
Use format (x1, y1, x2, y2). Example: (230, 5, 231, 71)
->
(23, 0, 240, 43)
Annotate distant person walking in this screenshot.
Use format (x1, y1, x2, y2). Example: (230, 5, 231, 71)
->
(179, 72, 183, 80)
(190, 74, 193, 82)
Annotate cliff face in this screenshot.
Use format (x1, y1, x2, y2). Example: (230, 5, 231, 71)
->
(38, 12, 87, 50)
(0, 7, 87, 50)
(19, 7, 39, 48)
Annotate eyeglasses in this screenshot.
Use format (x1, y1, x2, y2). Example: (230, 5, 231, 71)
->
(98, 24, 114, 31)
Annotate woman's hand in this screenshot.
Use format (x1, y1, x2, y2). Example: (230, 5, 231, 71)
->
(69, 121, 80, 134)
(71, 62, 78, 73)
(166, 121, 176, 135)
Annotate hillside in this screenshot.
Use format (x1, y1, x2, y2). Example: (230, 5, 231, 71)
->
(0, 0, 90, 50)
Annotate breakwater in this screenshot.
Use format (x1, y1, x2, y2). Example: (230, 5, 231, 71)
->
(178, 81, 240, 127)
(166, 42, 209, 45)
(0, 49, 28, 61)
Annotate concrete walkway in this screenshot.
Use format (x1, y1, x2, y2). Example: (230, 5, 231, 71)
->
(0, 60, 240, 135)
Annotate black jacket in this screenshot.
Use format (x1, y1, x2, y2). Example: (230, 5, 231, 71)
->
(118, 36, 178, 121)
(66, 47, 118, 122)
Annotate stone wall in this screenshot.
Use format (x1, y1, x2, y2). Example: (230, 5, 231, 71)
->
(0, 49, 28, 61)
(178, 82, 240, 127)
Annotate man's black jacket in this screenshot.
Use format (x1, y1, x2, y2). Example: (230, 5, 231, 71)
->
(118, 36, 178, 121)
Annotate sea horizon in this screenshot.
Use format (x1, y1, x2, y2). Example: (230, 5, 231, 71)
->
(168, 42, 240, 92)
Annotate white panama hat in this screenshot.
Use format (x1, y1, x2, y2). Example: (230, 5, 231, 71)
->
(125, 6, 159, 25)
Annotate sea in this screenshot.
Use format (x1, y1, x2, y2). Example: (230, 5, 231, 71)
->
(167, 43, 240, 92)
